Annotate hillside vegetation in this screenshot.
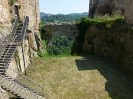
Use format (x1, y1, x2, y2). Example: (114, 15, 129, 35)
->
(40, 12, 88, 24)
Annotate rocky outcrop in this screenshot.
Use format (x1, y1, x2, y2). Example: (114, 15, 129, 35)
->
(83, 20, 133, 77)
(89, 0, 125, 18)
(44, 23, 79, 40)
(124, 0, 133, 25)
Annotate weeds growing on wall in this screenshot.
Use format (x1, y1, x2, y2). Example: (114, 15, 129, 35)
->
(71, 16, 127, 55)
(9, 0, 18, 6)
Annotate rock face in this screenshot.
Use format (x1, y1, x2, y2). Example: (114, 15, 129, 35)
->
(89, 0, 125, 18)
(125, 0, 133, 25)
(83, 21, 133, 77)
(44, 23, 79, 40)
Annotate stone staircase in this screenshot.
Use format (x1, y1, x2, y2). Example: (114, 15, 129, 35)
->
(0, 16, 44, 99)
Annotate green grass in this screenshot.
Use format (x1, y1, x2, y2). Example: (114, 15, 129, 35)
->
(20, 55, 133, 99)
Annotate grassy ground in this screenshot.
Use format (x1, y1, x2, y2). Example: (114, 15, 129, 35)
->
(9, 55, 133, 99)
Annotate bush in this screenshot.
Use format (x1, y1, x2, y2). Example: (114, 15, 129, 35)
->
(47, 36, 74, 55)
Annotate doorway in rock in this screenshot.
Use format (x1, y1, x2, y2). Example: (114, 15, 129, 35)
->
(14, 4, 20, 20)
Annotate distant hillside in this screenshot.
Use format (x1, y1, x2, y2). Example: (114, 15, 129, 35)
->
(40, 12, 88, 24)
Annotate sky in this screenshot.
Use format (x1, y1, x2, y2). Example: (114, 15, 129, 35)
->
(39, 0, 89, 14)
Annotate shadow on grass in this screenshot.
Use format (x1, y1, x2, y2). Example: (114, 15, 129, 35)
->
(76, 55, 133, 99)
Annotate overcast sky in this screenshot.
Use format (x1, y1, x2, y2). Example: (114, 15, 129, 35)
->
(39, 0, 89, 14)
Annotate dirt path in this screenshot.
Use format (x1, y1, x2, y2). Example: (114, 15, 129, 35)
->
(26, 55, 133, 99)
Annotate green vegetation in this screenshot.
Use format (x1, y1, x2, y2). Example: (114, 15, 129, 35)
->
(71, 16, 127, 54)
(41, 14, 87, 24)
(8, 0, 18, 6)
(47, 36, 74, 55)
(39, 23, 74, 56)
(18, 5, 21, 9)
(11, 18, 15, 24)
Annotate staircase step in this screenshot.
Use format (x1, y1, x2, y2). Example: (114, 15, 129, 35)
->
(2, 53, 14, 56)
(0, 58, 10, 60)
(0, 66, 4, 69)
(18, 23, 23, 26)
(16, 30, 22, 33)
(8, 81, 17, 91)
(6, 46, 17, 49)
(1, 78, 12, 88)
(0, 72, 4, 75)
(17, 27, 23, 30)
(1, 55, 13, 58)
(7, 44, 17, 46)
(3, 50, 15, 53)
(37, 95, 44, 99)
(15, 85, 23, 94)
(24, 90, 32, 99)
(0, 61, 10, 64)
(4, 48, 16, 51)
(0, 63, 7, 65)
(0, 58, 11, 60)
(12, 84, 22, 92)
(19, 88, 27, 96)
(0, 69, 4, 72)
(3, 49, 15, 53)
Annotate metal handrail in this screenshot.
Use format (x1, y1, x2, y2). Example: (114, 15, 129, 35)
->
(21, 16, 29, 41)
(0, 16, 18, 58)
(11, 15, 18, 33)
(5, 65, 44, 96)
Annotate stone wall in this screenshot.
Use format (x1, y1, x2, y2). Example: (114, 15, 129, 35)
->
(44, 23, 79, 40)
(83, 22, 133, 77)
(89, 0, 125, 18)
(124, 0, 133, 25)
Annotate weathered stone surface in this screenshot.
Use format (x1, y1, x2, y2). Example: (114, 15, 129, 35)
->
(0, 0, 11, 24)
(34, 31, 45, 52)
(125, 0, 133, 25)
(89, 0, 125, 17)
(17, 0, 40, 30)
(89, 0, 99, 18)
(84, 24, 133, 77)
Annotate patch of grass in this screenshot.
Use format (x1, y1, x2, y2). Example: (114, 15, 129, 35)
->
(26, 56, 133, 99)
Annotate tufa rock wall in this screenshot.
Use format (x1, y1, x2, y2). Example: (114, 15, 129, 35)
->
(124, 0, 133, 25)
(83, 21, 133, 77)
(89, 0, 125, 18)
